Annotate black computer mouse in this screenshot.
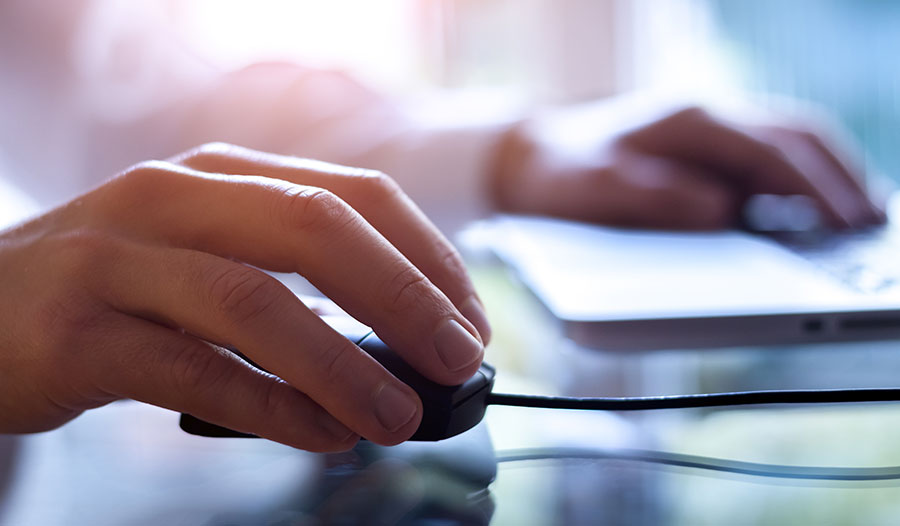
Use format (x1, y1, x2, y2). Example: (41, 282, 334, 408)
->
(180, 331, 496, 442)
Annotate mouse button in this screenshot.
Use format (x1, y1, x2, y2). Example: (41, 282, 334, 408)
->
(357, 333, 459, 398)
(410, 404, 454, 441)
(430, 382, 492, 441)
(448, 364, 495, 406)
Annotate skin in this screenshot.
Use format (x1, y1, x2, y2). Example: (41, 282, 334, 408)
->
(491, 103, 885, 230)
(0, 143, 491, 451)
(0, 86, 885, 454)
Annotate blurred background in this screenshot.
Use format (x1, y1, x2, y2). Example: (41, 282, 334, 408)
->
(163, 0, 900, 180)
(2, 0, 898, 229)
(4, 0, 894, 187)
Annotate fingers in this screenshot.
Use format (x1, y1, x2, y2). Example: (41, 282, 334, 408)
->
(761, 127, 881, 227)
(520, 149, 737, 230)
(780, 126, 885, 224)
(591, 154, 737, 230)
(85, 312, 361, 452)
(172, 143, 491, 343)
(623, 107, 872, 229)
(90, 160, 484, 388)
(94, 238, 426, 445)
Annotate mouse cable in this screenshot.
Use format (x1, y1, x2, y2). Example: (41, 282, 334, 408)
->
(495, 446, 900, 482)
(486, 387, 900, 411)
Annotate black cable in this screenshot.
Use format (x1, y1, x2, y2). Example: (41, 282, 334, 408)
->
(495, 447, 900, 481)
(489, 389, 900, 483)
(487, 387, 900, 411)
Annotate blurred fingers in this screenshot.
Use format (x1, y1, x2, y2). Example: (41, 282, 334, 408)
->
(771, 125, 885, 224)
(624, 107, 866, 228)
(541, 152, 737, 230)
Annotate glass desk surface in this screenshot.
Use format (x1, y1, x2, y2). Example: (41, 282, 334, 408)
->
(3, 264, 900, 526)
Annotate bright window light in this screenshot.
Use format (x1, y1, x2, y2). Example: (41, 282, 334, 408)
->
(173, 0, 422, 91)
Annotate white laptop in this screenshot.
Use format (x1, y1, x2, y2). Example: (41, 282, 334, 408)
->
(464, 195, 900, 351)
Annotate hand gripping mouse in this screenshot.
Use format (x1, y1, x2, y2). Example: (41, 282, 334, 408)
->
(180, 331, 496, 442)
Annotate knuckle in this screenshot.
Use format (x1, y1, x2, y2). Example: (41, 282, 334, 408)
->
(25, 232, 120, 363)
(620, 105, 713, 150)
(107, 161, 185, 209)
(312, 340, 357, 385)
(348, 170, 403, 204)
(207, 265, 285, 326)
(177, 142, 238, 169)
(116, 161, 176, 190)
(257, 377, 292, 422)
(190, 141, 235, 157)
(52, 230, 122, 285)
(668, 104, 711, 124)
(381, 265, 430, 314)
(261, 378, 286, 415)
(435, 242, 470, 292)
(34, 293, 109, 366)
(168, 343, 234, 399)
(277, 186, 356, 235)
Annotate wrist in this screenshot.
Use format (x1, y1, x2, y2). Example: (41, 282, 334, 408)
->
(487, 120, 540, 214)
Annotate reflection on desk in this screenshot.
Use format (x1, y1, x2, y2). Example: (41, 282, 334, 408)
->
(5, 392, 900, 524)
(5, 262, 900, 525)
(0, 401, 497, 526)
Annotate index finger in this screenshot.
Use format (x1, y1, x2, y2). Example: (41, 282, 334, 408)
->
(172, 143, 491, 343)
(623, 108, 861, 228)
(780, 124, 885, 223)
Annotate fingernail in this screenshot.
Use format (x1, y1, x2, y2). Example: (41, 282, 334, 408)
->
(374, 383, 418, 432)
(433, 318, 484, 373)
(459, 295, 492, 345)
(316, 411, 357, 442)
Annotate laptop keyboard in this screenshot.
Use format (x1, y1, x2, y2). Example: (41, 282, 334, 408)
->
(778, 226, 900, 293)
